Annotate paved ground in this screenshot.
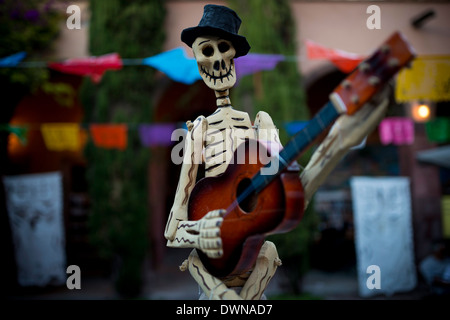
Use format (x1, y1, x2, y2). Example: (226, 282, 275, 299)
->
(8, 248, 432, 301)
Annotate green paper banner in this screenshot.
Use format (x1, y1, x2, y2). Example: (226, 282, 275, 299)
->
(425, 118, 450, 143)
(0, 124, 28, 145)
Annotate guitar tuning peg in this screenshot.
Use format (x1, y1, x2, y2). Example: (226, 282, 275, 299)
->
(369, 76, 381, 86)
(358, 62, 371, 73)
(381, 44, 391, 54)
(388, 58, 400, 68)
(342, 80, 352, 89)
(351, 94, 359, 105)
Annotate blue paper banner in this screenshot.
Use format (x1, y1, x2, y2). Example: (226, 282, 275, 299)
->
(143, 47, 201, 85)
(0, 51, 27, 67)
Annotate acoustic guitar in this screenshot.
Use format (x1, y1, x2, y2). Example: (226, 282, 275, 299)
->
(188, 31, 416, 278)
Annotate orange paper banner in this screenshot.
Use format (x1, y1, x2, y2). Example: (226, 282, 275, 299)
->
(89, 124, 128, 150)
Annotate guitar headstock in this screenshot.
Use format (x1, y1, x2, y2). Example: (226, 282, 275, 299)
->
(330, 32, 416, 115)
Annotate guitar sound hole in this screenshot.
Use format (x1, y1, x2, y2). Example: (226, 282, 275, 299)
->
(236, 178, 258, 213)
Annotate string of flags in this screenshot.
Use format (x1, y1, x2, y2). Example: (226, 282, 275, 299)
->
(0, 41, 359, 78)
(0, 40, 382, 85)
(3, 122, 180, 151)
(3, 117, 449, 152)
(2, 42, 448, 102)
(0, 47, 289, 85)
(1, 42, 449, 151)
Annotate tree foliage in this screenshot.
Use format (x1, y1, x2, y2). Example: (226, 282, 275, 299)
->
(80, 0, 165, 298)
(0, 0, 63, 113)
(229, 0, 308, 138)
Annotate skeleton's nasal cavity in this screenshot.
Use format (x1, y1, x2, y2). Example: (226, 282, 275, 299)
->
(214, 61, 220, 71)
(213, 60, 226, 71)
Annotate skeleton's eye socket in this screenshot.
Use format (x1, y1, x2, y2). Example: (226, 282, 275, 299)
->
(202, 46, 214, 57)
(218, 42, 230, 53)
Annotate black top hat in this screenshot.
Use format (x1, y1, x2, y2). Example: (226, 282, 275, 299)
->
(181, 4, 250, 58)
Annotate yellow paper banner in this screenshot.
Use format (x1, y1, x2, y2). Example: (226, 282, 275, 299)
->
(443, 195, 450, 238)
(41, 123, 81, 151)
(396, 56, 450, 102)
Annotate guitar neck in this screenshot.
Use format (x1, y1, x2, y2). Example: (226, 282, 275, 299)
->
(233, 31, 415, 231)
(249, 100, 342, 196)
(280, 100, 343, 167)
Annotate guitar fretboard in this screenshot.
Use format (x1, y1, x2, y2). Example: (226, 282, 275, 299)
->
(243, 101, 341, 201)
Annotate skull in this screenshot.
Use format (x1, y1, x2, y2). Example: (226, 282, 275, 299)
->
(192, 36, 237, 91)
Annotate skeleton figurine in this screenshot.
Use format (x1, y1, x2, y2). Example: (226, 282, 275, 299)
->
(164, 4, 390, 300)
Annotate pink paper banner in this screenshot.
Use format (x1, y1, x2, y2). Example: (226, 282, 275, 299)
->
(379, 117, 414, 145)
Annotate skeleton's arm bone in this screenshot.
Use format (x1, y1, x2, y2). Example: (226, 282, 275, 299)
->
(300, 93, 390, 209)
(164, 116, 224, 258)
(164, 116, 207, 241)
(254, 111, 281, 145)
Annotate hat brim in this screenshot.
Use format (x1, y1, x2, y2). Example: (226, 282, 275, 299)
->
(181, 26, 250, 58)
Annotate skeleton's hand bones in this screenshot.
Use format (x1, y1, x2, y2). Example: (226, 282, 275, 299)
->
(175, 209, 225, 258)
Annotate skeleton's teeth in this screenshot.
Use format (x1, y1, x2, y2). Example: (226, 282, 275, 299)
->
(200, 65, 234, 85)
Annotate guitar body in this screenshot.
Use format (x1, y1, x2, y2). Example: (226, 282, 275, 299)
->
(188, 139, 304, 278)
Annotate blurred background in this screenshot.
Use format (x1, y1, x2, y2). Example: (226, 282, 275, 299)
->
(2, 0, 449, 300)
